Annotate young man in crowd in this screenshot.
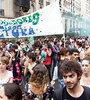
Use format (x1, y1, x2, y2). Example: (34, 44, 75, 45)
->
(70, 48, 82, 66)
(53, 60, 90, 100)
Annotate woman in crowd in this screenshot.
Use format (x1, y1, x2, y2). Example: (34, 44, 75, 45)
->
(28, 64, 54, 100)
(20, 50, 27, 94)
(35, 47, 46, 64)
(24, 52, 37, 95)
(57, 47, 70, 65)
(0, 56, 13, 88)
(85, 48, 90, 58)
(80, 57, 90, 87)
(35, 48, 42, 64)
(4, 50, 10, 58)
(24, 52, 37, 77)
(0, 83, 22, 100)
(20, 49, 26, 71)
(43, 42, 52, 81)
(0, 47, 4, 57)
(56, 48, 69, 88)
(8, 48, 22, 85)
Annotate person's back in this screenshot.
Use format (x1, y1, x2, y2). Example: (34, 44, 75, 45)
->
(26, 64, 54, 100)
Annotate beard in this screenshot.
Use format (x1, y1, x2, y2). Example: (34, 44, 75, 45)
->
(66, 79, 79, 90)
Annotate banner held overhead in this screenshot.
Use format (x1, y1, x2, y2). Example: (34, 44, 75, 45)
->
(0, 0, 64, 38)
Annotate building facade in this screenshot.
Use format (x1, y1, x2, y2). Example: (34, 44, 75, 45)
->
(0, 0, 90, 36)
(61, 0, 90, 36)
(0, 0, 15, 18)
(81, 0, 90, 18)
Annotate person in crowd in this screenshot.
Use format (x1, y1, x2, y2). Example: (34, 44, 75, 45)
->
(85, 50, 90, 58)
(28, 64, 54, 100)
(35, 48, 42, 64)
(57, 48, 70, 66)
(8, 48, 22, 85)
(53, 60, 90, 100)
(24, 52, 37, 93)
(0, 56, 13, 88)
(77, 42, 85, 60)
(20, 50, 26, 94)
(0, 47, 4, 57)
(40, 50, 46, 64)
(0, 83, 22, 100)
(2, 41, 7, 51)
(33, 40, 42, 51)
(70, 48, 81, 66)
(49, 39, 54, 64)
(73, 38, 78, 48)
(20, 50, 26, 67)
(43, 42, 52, 81)
(65, 41, 71, 50)
(85, 45, 90, 51)
(80, 57, 90, 87)
(11, 44, 20, 58)
(79, 43, 85, 60)
(57, 48, 70, 88)
(52, 40, 60, 78)
(16, 41, 21, 51)
(5, 41, 13, 51)
(33, 40, 46, 64)
(4, 50, 10, 58)
(78, 42, 83, 53)
(24, 52, 37, 77)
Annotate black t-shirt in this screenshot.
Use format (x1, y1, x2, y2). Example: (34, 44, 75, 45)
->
(62, 87, 88, 100)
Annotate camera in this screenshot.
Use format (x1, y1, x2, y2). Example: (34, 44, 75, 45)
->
(46, 84, 54, 94)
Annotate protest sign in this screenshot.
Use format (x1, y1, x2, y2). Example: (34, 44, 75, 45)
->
(0, 0, 64, 38)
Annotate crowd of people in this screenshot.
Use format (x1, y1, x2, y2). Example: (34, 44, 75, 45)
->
(0, 35, 90, 100)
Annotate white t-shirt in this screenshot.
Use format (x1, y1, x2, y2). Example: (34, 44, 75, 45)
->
(0, 71, 13, 88)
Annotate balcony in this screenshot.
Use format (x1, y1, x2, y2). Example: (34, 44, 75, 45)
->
(0, 9, 4, 16)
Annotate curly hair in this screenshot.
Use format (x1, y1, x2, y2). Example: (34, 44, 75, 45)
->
(60, 60, 82, 77)
(30, 64, 49, 97)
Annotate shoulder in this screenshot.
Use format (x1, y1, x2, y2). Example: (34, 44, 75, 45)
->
(83, 86, 90, 91)
(53, 88, 63, 100)
(83, 86, 90, 99)
(8, 71, 13, 77)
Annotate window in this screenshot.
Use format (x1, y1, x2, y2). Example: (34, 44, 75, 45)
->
(46, 1, 50, 6)
(39, 0, 43, 5)
(31, 5, 34, 13)
(73, 21, 75, 28)
(65, 19, 67, 33)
